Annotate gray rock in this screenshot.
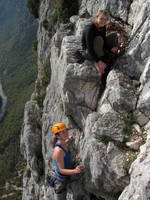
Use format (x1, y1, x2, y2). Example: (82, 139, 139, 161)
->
(119, 134, 150, 200)
(20, 101, 43, 183)
(144, 121, 150, 131)
(52, 23, 74, 49)
(79, 0, 131, 21)
(132, 123, 142, 134)
(128, 0, 149, 26)
(74, 17, 92, 37)
(79, 119, 129, 198)
(98, 70, 137, 114)
(70, 15, 80, 24)
(137, 81, 150, 118)
(62, 62, 100, 128)
(119, 15, 150, 79)
(135, 111, 149, 126)
(85, 111, 125, 142)
(126, 138, 143, 150)
(140, 57, 150, 90)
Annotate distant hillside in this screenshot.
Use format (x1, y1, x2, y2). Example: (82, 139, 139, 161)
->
(0, 0, 37, 75)
(0, 0, 38, 198)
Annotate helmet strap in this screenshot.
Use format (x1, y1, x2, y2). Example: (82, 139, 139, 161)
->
(56, 133, 66, 141)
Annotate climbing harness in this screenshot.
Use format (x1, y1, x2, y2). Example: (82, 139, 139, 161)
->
(47, 171, 57, 187)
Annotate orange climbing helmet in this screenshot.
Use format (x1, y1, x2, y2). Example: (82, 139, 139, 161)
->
(52, 123, 68, 135)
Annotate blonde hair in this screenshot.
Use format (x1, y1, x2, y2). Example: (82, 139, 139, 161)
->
(95, 10, 109, 21)
(52, 137, 58, 148)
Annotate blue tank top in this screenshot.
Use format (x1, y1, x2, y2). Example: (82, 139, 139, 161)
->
(53, 142, 72, 181)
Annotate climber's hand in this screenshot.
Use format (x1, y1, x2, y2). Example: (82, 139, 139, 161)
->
(111, 46, 118, 53)
(78, 165, 85, 171)
(76, 165, 85, 173)
(69, 135, 75, 140)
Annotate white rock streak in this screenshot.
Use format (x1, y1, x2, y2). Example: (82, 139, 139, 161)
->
(0, 79, 7, 121)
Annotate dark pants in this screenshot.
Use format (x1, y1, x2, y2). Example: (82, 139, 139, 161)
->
(93, 33, 118, 86)
(84, 32, 118, 60)
(54, 179, 68, 200)
(92, 32, 118, 61)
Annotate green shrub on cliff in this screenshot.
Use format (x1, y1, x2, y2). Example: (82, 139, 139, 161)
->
(44, 0, 79, 33)
(57, 0, 79, 23)
(34, 64, 50, 107)
(42, 19, 49, 30)
(27, 0, 40, 18)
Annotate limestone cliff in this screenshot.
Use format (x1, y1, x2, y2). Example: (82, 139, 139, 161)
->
(20, 0, 150, 199)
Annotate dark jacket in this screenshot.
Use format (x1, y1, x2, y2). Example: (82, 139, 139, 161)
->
(82, 23, 107, 62)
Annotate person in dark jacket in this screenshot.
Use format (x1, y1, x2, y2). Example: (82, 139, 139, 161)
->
(50, 123, 84, 200)
(82, 10, 118, 76)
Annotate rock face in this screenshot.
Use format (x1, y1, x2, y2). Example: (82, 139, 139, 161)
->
(21, 0, 150, 199)
(119, 135, 150, 200)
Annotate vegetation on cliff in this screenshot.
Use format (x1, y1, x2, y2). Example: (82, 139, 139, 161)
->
(27, 0, 40, 18)
(41, 0, 79, 33)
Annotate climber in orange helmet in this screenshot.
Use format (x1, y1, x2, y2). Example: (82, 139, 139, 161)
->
(47, 123, 84, 200)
